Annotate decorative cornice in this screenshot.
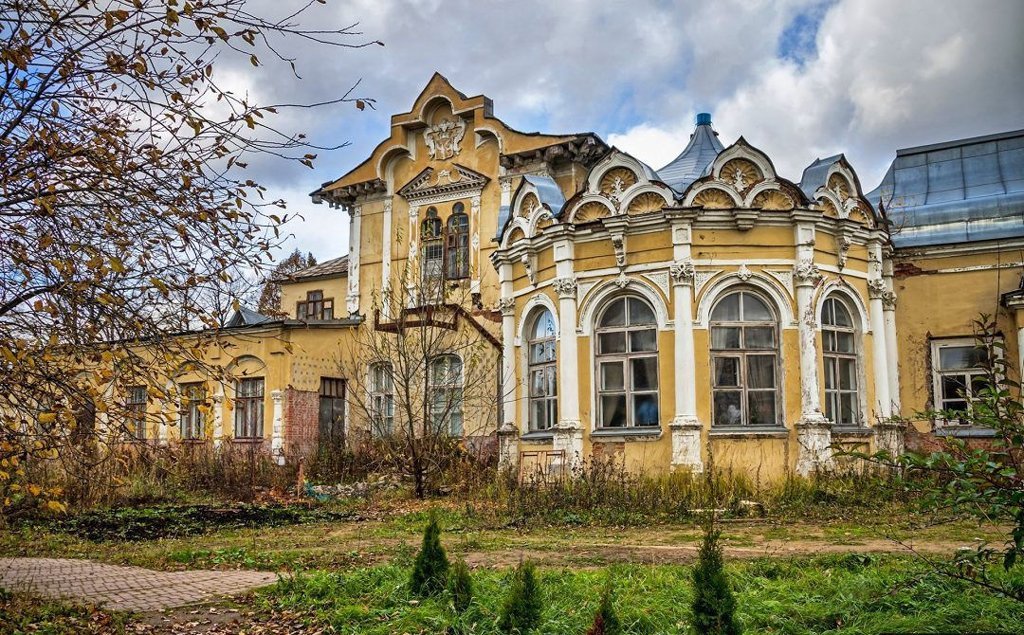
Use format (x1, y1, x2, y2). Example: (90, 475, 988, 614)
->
(397, 164, 490, 205)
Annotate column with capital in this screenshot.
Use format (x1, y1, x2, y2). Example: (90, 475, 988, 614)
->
(496, 259, 518, 472)
(668, 218, 702, 472)
(793, 223, 832, 476)
(551, 234, 582, 471)
(346, 205, 362, 316)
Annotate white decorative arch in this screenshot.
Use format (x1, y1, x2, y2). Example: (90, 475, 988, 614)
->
(814, 281, 871, 332)
(375, 144, 413, 182)
(500, 216, 530, 248)
(585, 151, 654, 193)
(742, 179, 787, 207)
(224, 354, 266, 376)
(695, 272, 796, 328)
(566, 193, 616, 223)
(682, 181, 744, 207)
(578, 276, 671, 334)
(619, 184, 673, 211)
(516, 293, 560, 345)
(709, 141, 777, 181)
(418, 94, 456, 123)
(474, 125, 504, 153)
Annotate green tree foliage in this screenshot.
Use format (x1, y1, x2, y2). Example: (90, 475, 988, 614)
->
(691, 520, 741, 635)
(586, 579, 621, 635)
(498, 560, 543, 634)
(447, 558, 474, 613)
(257, 249, 318, 316)
(409, 513, 449, 597)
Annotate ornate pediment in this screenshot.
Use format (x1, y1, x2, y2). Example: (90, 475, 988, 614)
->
(397, 164, 490, 205)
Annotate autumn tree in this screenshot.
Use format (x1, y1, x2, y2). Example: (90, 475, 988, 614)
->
(340, 269, 501, 498)
(257, 248, 318, 316)
(0, 0, 377, 519)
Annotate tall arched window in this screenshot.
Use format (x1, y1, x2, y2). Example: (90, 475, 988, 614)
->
(527, 309, 557, 432)
(710, 290, 779, 427)
(446, 202, 469, 280)
(429, 354, 463, 436)
(420, 207, 443, 283)
(822, 295, 860, 426)
(595, 296, 659, 428)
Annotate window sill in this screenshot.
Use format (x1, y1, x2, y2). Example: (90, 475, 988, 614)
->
(231, 438, 265, 444)
(591, 427, 662, 441)
(833, 426, 873, 437)
(932, 426, 996, 438)
(709, 427, 788, 439)
(520, 431, 554, 443)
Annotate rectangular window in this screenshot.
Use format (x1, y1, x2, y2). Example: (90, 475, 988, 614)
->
(429, 356, 463, 436)
(234, 377, 265, 439)
(126, 385, 147, 440)
(931, 338, 998, 424)
(369, 363, 395, 436)
(179, 382, 206, 440)
(319, 378, 346, 446)
(297, 290, 334, 320)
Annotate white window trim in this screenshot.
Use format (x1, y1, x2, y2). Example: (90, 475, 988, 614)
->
(367, 362, 395, 437)
(820, 295, 867, 428)
(930, 336, 1002, 426)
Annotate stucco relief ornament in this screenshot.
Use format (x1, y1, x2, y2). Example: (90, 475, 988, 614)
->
(611, 234, 626, 268)
(793, 259, 823, 286)
(837, 235, 852, 270)
(670, 259, 696, 285)
(736, 263, 754, 282)
(867, 277, 887, 300)
(424, 117, 467, 161)
(553, 276, 578, 299)
(521, 253, 537, 285)
(497, 297, 516, 316)
(613, 272, 631, 289)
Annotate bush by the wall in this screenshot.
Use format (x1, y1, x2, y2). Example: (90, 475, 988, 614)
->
(409, 512, 449, 597)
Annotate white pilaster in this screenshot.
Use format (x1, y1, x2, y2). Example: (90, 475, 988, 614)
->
(406, 204, 420, 306)
(471, 195, 481, 295)
(346, 205, 362, 316)
(552, 237, 582, 470)
(668, 220, 702, 472)
(381, 198, 393, 316)
(793, 222, 832, 476)
(882, 257, 900, 415)
(867, 241, 891, 419)
(497, 260, 518, 472)
(270, 389, 285, 466)
(211, 386, 225, 449)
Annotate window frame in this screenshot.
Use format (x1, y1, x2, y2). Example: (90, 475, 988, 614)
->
(709, 289, 782, 428)
(126, 385, 147, 441)
(178, 382, 206, 441)
(368, 362, 395, 436)
(233, 377, 265, 439)
(428, 354, 464, 436)
(445, 203, 470, 280)
(297, 289, 334, 320)
(594, 295, 660, 430)
(821, 296, 863, 428)
(930, 337, 1001, 425)
(319, 377, 346, 446)
(527, 309, 558, 433)
(420, 206, 444, 286)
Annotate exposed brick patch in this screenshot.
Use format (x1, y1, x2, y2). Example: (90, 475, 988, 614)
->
(592, 441, 625, 460)
(284, 388, 319, 460)
(905, 426, 1000, 454)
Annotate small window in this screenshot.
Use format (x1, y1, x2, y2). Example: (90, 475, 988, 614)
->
(234, 377, 265, 439)
(126, 385, 147, 440)
(421, 207, 444, 284)
(931, 338, 998, 424)
(179, 382, 206, 441)
(297, 290, 334, 320)
(445, 203, 470, 280)
(319, 378, 346, 446)
(821, 296, 861, 427)
(369, 363, 395, 436)
(595, 296, 659, 429)
(429, 355, 463, 436)
(527, 309, 557, 432)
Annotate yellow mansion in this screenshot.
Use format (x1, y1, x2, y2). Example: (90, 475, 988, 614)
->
(136, 75, 1024, 480)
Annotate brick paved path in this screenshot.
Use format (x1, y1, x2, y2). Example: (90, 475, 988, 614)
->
(0, 558, 278, 611)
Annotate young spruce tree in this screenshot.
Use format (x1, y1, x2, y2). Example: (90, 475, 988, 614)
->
(410, 513, 449, 597)
(586, 579, 622, 635)
(448, 558, 474, 613)
(691, 517, 741, 635)
(498, 560, 543, 633)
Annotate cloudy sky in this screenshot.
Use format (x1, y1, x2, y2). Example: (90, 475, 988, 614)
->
(232, 0, 1024, 262)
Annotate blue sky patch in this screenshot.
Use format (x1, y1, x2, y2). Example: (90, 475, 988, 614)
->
(778, 0, 835, 66)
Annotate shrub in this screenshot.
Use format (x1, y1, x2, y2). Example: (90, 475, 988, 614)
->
(498, 560, 543, 633)
(586, 580, 621, 635)
(448, 558, 474, 613)
(691, 521, 741, 635)
(409, 512, 449, 597)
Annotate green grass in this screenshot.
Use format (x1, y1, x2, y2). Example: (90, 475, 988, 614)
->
(260, 556, 1024, 634)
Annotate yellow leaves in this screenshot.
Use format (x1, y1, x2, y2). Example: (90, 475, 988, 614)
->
(249, 55, 259, 67)
(110, 256, 126, 274)
(166, 9, 180, 26)
(46, 500, 67, 514)
(38, 413, 56, 425)
(27, 484, 41, 497)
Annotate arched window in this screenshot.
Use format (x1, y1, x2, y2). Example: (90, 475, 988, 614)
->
(822, 296, 860, 426)
(527, 309, 557, 432)
(368, 362, 394, 436)
(429, 354, 463, 436)
(710, 290, 779, 427)
(446, 202, 469, 280)
(421, 207, 443, 283)
(595, 296, 659, 428)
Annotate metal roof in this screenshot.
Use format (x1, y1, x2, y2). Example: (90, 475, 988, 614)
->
(658, 113, 725, 193)
(494, 175, 565, 242)
(798, 154, 845, 199)
(223, 306, 274, 328)
(865, 129, 1024, 247)
(288, 255, 350, 280)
